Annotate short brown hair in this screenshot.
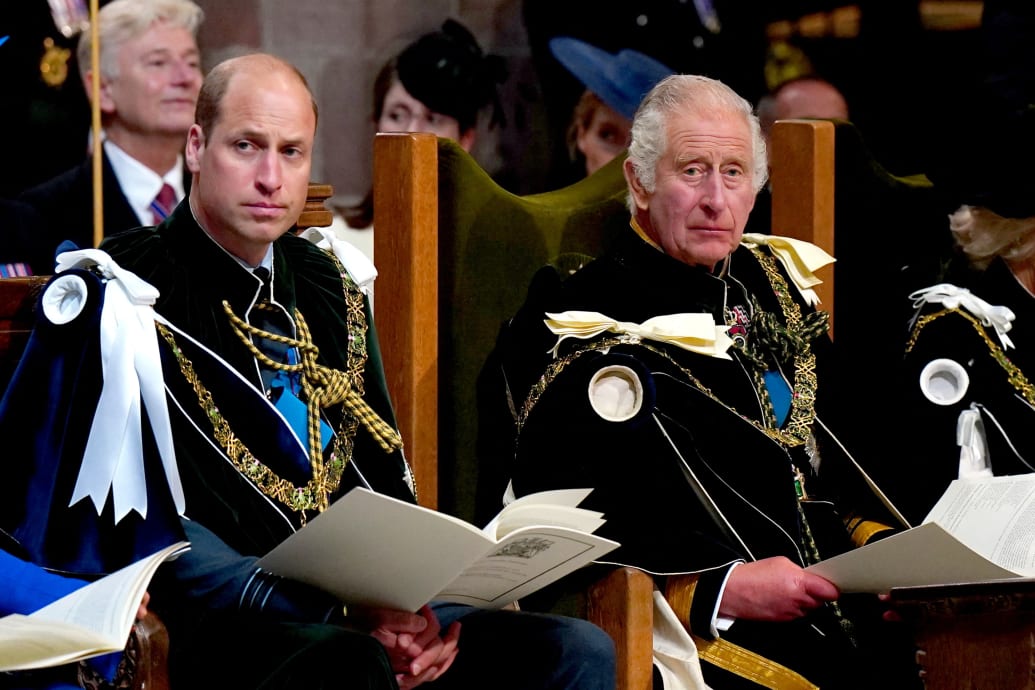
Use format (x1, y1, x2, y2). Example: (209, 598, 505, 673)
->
(194, 53, 319, 137)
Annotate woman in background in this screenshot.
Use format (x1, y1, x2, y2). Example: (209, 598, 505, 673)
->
(334, 19, 506, 255)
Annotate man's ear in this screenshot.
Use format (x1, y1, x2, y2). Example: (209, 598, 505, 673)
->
(84, 70, 118, 116)
(184, 124, 204, 174)
(623, 158, 650, 211)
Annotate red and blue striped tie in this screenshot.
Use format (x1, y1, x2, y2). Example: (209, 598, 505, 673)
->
(150, 183, 177, 224)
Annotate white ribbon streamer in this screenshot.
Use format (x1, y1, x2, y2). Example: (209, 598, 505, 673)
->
(909, 283, 1015, 350)
(740, 233, 835, 307)
(56, 249, 184, 522)
(652, 590, 712, 689)
(545, 311, 733, 359)
(300, 227, 377, 296)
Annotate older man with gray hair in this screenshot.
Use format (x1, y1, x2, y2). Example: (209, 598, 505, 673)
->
(481, 73, 919, 689)
(19, 0, 203, 273)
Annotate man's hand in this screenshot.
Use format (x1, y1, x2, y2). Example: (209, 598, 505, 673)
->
(348, 604, 460, 689)
(718, 556, 839, 621)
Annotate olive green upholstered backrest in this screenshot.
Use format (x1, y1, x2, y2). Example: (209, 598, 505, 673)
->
(373, 132, 629, 520)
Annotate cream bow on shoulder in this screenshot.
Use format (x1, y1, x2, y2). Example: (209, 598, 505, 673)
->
(910, 283, 1016, 350)
(544, 311, 733, 359)
(54, 248, 184, 522)
(740, 233, 835, 307)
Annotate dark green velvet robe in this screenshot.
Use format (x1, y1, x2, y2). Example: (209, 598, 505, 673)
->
(102, 203, 414, 557)
(99, 204, 406, 690)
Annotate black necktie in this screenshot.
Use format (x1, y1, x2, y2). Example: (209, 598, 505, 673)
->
(251, 267, 292, 392)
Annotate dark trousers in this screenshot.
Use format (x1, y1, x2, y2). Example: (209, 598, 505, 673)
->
(427, 602, 617, 690)
(168, 616, 397, 690)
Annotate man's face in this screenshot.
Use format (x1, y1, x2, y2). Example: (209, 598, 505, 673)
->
(101, 21, 201, 137)
(377, 80, 474, 151)
(185, 67, 316, 266)
(626, 109, 756, 270)
(577, 101, 631, 175)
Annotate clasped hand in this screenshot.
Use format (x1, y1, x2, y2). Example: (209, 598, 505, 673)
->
(348, 604, 461, 689)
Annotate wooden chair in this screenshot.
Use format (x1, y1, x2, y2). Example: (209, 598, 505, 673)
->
(372, 118, 1031, 690)
(373, 132, 655, 688)
(0, 182, 335, 689)
(890, 579, 1035, 690)
(368, 122, 890, 689)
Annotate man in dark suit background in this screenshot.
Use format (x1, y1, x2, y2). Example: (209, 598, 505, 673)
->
(18, 0, 203, 274)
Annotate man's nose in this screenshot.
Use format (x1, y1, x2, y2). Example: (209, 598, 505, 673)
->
(171, 60, 201, 86)
(256, 152, 282, 192)
(699, 173, 727, 213)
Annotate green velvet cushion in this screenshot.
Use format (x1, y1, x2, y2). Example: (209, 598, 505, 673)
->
(434, 138, 630, 521)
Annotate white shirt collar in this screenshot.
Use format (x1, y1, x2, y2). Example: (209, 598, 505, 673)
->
(103, 138, 185, 226)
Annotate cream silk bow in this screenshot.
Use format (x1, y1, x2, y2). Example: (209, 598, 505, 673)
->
(54, 249, 184, 522)
(910, 283, 1016, 349)
(741, 233, 835, 307)
(544, 311, 733, 359)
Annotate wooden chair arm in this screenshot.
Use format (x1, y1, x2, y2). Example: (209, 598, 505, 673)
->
(587, 566, 655, 690)
(130, 612, 171, 690)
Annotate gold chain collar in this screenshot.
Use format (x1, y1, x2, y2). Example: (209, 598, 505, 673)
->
(158, 256, 402, 520)
(908, 307, 1035, 409)
(518, 248, 824, 448)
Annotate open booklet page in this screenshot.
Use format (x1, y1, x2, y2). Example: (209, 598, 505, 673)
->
(806, 475, 1035, 592)
(0, 541, 190, 671)
(257, 487, 619, 611)
(485, 488, 606, 538)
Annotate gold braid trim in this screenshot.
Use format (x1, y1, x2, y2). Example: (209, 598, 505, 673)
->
(518, 248, 824, 448)
(157, 322, 338, 518)
(157, 255, 403, 519)
(745, 247, 825, 447)
(664, 574, 819, 690)
(843, 513, 895, 548)
(907, 307, 1035, 409)
(519, 337, 810, 448)
(221, 302, 402, 455)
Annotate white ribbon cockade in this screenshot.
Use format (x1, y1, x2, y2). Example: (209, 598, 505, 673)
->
(300, 227, 377, 296)
(544, 311, 733, 359)
(740, 233, 836, 307)
(909, 283, 1016, 350)
(54, 249, 184, 522)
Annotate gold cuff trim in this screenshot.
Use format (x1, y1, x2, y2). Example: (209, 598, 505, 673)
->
(693, 634, 819, 690)
(664, 574, 819, 690)
(845, 516, 895, 547)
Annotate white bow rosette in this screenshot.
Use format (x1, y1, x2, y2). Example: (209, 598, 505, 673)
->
(740, 233, 836, 307)
(909, 283, 1016, 350)
(544, 311, 733, 359)
(53, 249, 184, 522)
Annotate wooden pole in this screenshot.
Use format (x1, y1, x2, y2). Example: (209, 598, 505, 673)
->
(90, 0, 103, 248)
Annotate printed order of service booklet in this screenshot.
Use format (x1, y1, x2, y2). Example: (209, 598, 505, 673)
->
(257, 487, 620, 611)
(807, 473, 1035, 592)
(0, 540, 190, 672)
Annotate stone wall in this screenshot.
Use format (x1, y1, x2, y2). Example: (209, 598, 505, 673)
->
(194, 0, 542, 206)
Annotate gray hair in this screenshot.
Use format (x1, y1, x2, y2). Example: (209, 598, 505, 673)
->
(949, 204, 1035, 270)
(78, 0, 204, 82)
(626, 74, 768, 213)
